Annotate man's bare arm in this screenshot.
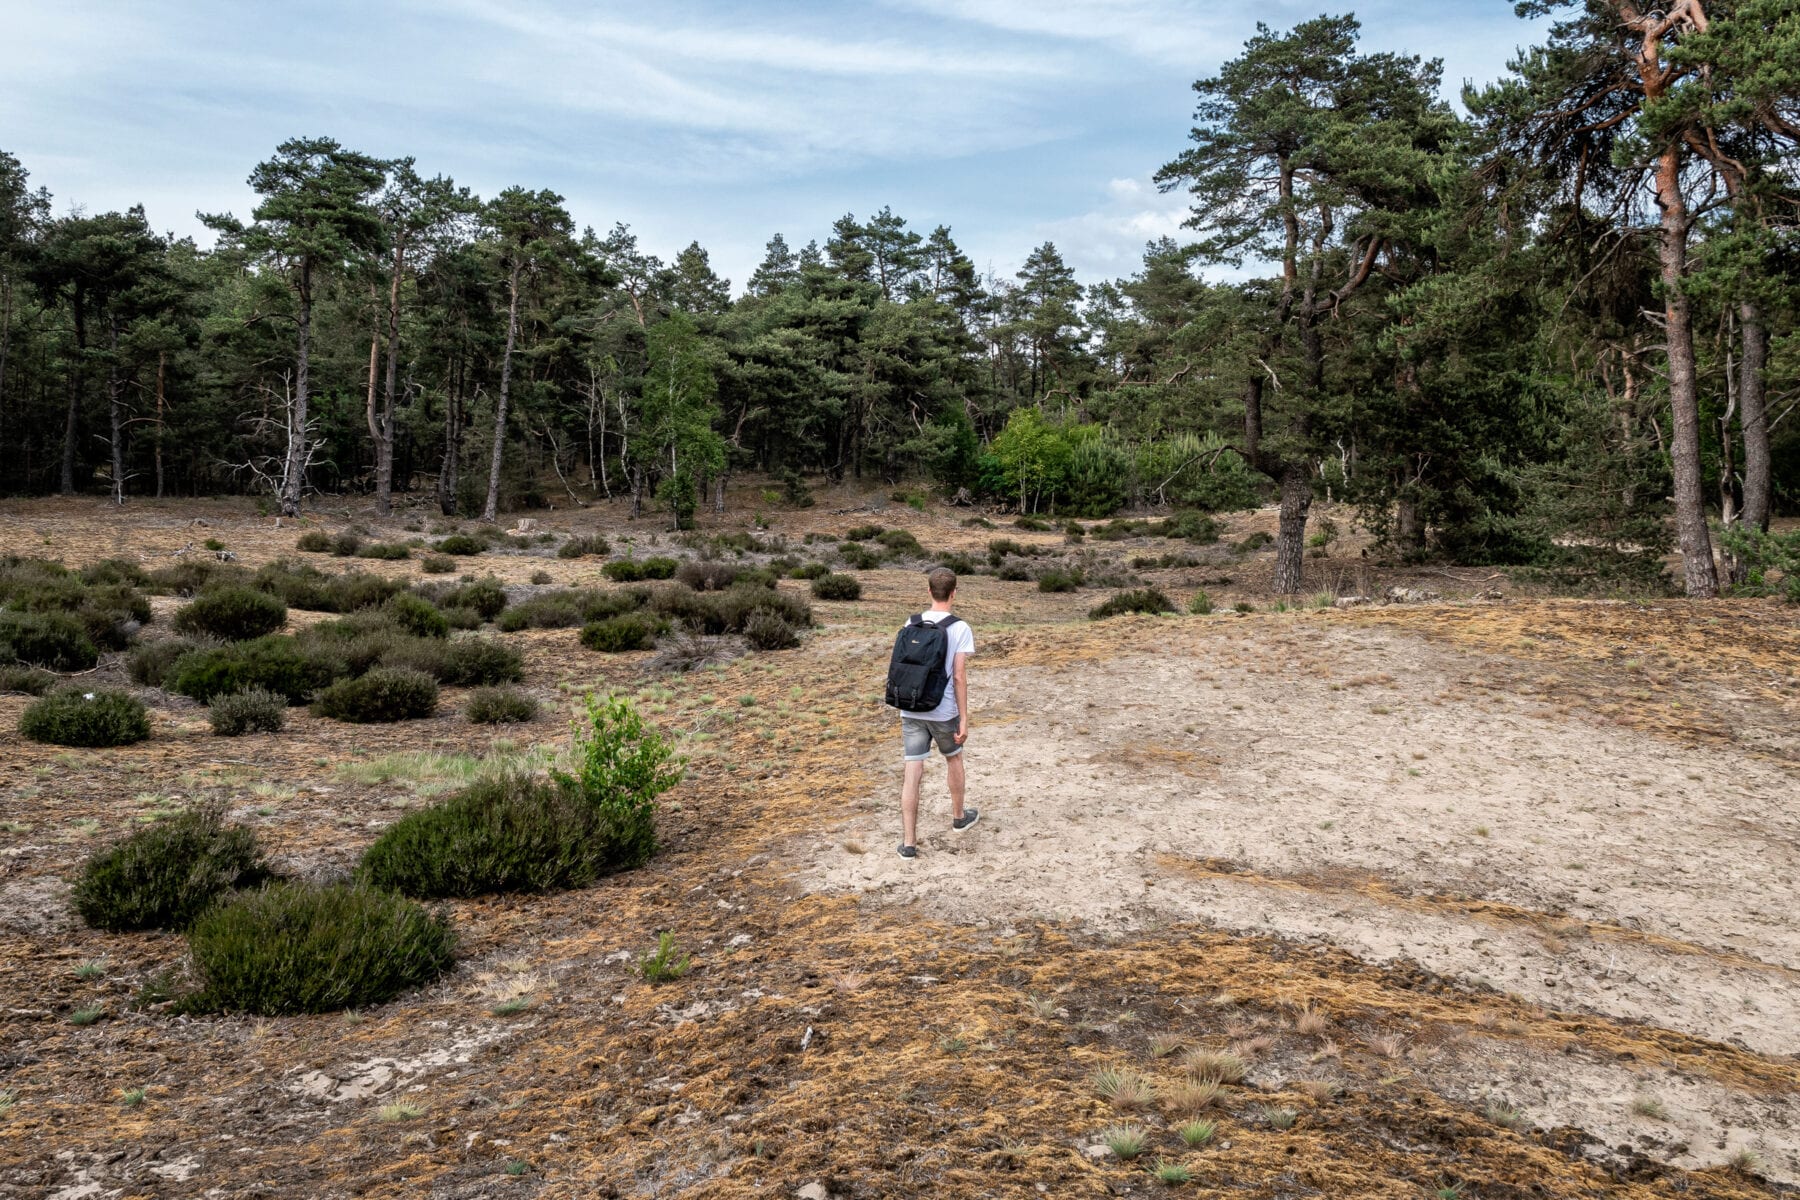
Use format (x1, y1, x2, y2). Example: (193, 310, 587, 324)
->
(952, 652, 970, 743)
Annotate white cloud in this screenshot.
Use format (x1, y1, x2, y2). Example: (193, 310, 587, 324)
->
(1028, 174, 1192, 281)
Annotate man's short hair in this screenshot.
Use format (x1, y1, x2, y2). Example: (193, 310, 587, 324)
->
(927, 567, 957, 602)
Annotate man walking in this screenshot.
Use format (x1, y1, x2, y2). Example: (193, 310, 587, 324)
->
(887, 566, 977, 858)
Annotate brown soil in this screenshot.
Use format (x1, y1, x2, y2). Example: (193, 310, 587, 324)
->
(1, 492, 1796, 1199)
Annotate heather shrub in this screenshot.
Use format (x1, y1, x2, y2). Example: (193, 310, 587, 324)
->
(128, 637, 208, 687)
(173, 587, 287, 641)
(876, 529, 924, 555)
(312, 667, 438, 722)
(147, 559, 248, 597)
(496, 593, 583, 630)
(434, 534, 484, 555)
(420, 554, 457, 574)
(465, 687, 538, 724)
(1159, 511, 1221, 543)
(0, 664, 54, 694)
(295, 530, 332, 552)
(440, 605, 482, 631)
(431, 637, 524, 686)
(0, 610, 99, 670)
(1088, 588, 1177, 620)
(208, 688, 287, 736)
(580, 614, 662, 652)
(446, 577, 507, 621)
(356, 542, 412, 561)
(186, 881, 455, 1015)
(19, 687, 151, 747)
(811, 573, 861, 601)
(168, 636, 347, 704)
(603, 557, 678, 582)
(557, 535, 611, 559)
(384, 592, 449, 639)
(743, 611, 800, 651)
(838, 543, 882, 570)
(674, 560, 740, 591)
(330, 532, 363, 557)
(843, 524, 883, 541)
(789, 562, 830, 580)
(996, 562, 1032, 582)
(78, 558, 150, 587)
(72, 806, 265, 931)
(1037, 567, 1083, 593)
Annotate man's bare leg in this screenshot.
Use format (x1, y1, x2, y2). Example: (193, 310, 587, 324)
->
(901, 760, 925, 848)
(946, 752, 966, 823)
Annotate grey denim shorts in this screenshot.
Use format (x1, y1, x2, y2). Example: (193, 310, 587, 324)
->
(901, 716, 963, 762)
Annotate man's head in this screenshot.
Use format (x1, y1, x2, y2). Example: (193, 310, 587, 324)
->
(927, 567, 957, 603)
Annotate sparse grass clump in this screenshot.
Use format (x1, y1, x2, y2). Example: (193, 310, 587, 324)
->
(72, 805, 265, 931)
(68, 1005, 105, 1026)
(1181, 1049, 1247, 1084)
(1089, 588, 1177, 620)
(312, 667, 438, 723)
(639, 931, 691, 983)
(187, 881, 455, 1015)
(208, 687, 287, 736)
(173, 587, 287, 641)
(1261, 1105, 1299, 1130)
(1630, 1094, 1668, 1120)
(1154, 1160, 1192, 1184)
(1483, 1098, 1526, 1129)
(1161, 1077, 1227, 1114)
(19, 688, 151, 747)
(465, 687, 538, 725)
(811, 573, 861, 601)
(1178, 1119, 1217, 1148)
(1090, 1067, 1155, 1110)
(1101, 1125, 1146, 1161)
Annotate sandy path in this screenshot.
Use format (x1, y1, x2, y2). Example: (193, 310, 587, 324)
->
(806, 622, 1800, 1179)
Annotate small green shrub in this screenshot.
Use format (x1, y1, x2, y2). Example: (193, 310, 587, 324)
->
(580, 614, 661, 652)
(603, 557, 679, 582)
(147, 559, 246, 597)
(465, 687, 538, 724)
(312, 667, 438, 723)
(0, 610, 99, 670)
(173, 587, 287, 641)
(876, 529, 924, 555)
(1088, 589, 1176, 620)
(779, 468, 815, 508)
(1234, 531, 1274, 554)
(330, 533, 363, 557)
(1037, 568, 1083, 593)
(789, 562, 830, 580)
(811, 573, 861, 601)
(1160, 511, 1221, 543)
(639, 932, 691, 984)
(252, 561, 402, 613)
(997, 563, 1032, 581)
(434, 637, 525, 686)
(1189, 590, 1215, 615)
(72, 805, 264, 931)
(128, 637, 206, 687)
(420, 554, 457, 574)
(19, 688, 151, 747)
(497, 593, 583, 630)
(362, 772, 642, 897)
(0, 665, 54, 694)
(744, 611, 800, 651)
(555, 693, 684, 869)
(675, 560, 739, 591)
(962, 516, 995, 529)
(843, 524, 883, 541)
(186, 882, 455, 1015)
(295, 530, 331, 552)
(356, 542, 412, 561)
(446, 577, 508, 621)
(440, 605, 482, 631)
(168, 636, 347, 704)
(384, 593, 449, 639)
(435, 534, 484, 556)
(557, 535, 611, 559)
(838, 543, 883, 570)
(1013, 515, 1050, 531)
(208, 688, 287, 736)
(935, 552, 981, 575)
(79, 558, 149, 587)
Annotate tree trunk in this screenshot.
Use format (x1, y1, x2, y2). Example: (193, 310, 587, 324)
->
(1273, 463, 1311, 594)
(154, 351, 165, 500)
(61, 288, 85, 495)
(0, 270, 11, 474)
(482, 263, 521, 523)
(713, 472, 726, 514)
(1737, 298, 1771, 534)
(376, 235, 406, 515)
(1651, 146, 1719, 598)
(1394, 496, 1424, 553)
(280, 264, 312, 518)
(108, 315, 125, 506)
(363, 313, 381, 493)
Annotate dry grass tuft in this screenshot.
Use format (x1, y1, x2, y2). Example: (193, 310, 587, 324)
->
(1089, 1067, 1155, 1110)
(1148, 1033, 1184, 1058)
(1296, 1078, 1341, 1101)
(1292, 1005, 1330, 1037)
(1159, 1076, 1227, 1114)
(1367, 1033, 1410, 1059)
(1180, 1049, 1247, 1085)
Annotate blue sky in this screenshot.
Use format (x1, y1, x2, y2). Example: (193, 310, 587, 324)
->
(6, 0, 1547, 290)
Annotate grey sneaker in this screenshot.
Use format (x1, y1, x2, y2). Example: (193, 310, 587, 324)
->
(952, 808, 980, 831)
(897, 844, 918, 858)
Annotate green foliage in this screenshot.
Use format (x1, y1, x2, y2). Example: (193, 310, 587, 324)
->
(838, 542, 883, 570)
(435, 534, 484, 555)
(675, 560, 740, 591)
(1721, 526, 1800, 601)
(1088, 589, 1177, 620)
(1188, 590, 1215, 615)
(554, 694, 685, 870)
(295, 530, 331, 552)
(1037, 567, 1084, 593)
(72, 805, 264, 931)
(330, 533, 363, 557)
(789, 562, 830, 580)
(251, 561, 402, 613)
(384, 592, 449, 639)
(843, 524, 883, 541)
(129, 637, 204, 689)
(603, 557, 679, 582)
(0, 610, 99, 670)
(557, 534, 611, 559)
(356, 542, 411, 561)
(0, 664, 53, 694)
(208, 687, 287, 736)
(465, 687, 538, 724)
(743, 610, 801, 650)
(445, 577, 508, 621)
(811, 573, 862, 601)
(173, 587, 287, 641)
(779, 468, 815, 508)
(312, 667, 438, 722)
(1160, 511, 1220, 543)
(168, 636, 346, 703)
(186, 881, 455, 1015)
(420, 553, 457, 574)
(639, 932, 691, 984)
(876, 529, 924, 555)
(580, 614, 661, 652)
(19, 688, 151, 747)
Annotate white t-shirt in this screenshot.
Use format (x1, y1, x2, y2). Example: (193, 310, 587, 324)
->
(907, 610, 974, 724)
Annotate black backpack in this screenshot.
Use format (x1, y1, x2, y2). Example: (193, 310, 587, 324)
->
(885, 613, 962, 712)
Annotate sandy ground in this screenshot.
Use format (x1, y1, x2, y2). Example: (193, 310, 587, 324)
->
(813, 622, 1800, 1180)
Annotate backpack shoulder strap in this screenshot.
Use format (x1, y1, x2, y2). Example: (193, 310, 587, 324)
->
(939, 614, 962, 629)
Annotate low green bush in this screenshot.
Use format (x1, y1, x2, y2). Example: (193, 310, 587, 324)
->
(1037, 568, 1083, 593)
(496, 593, 582, 630)
(0, 610, 99, 670)
(295, 530, 331, 553)
(557, 535, 611, 559)
(1158, 511, 1221, 543)
(384, 593, 449, 639)
(173, 587, 288, 641)
(996, 563, 1032, 581)
(580, 614, 662, 652)
(168, 636, 347, 704)
(251, 561, 403, 613)
(1234, 532, 1274, 554)
(603, 557, 678, 582)
(811, 573, 861, 601)
(838, 543, 883, 570)
(440, 604, 482, 631)
(1088, 588, 1177, 620)
(186, 881, 456, 1015)
(432, 637, 525, 686)
(420, 553, 457, 574)
(147, 559, 247, 597)
(876, 529, 924, 555)
(330, 533, 363, 557)
(675, 560, 739, 591)
(356, 542, 412, 561)
(1014, 516, 1050, 531)
(78, 558, 149, 587)
(312, 667, 438, 722)
(465, 687, 538, 724)
(19, 687, 151, 747)
(208, 687, 287, 736)
(934, 552, 981, 576)
(557, 693, 684, 869)
(128, 637, 207, 687)
(72, 805, 264, 931)
(843, 524, 883, 541)
(1188, 590, 1215, 615)
(789, 562, 830, 580)
(362, 773, 642, 897)
(0, 664, 54, 694)
(434, 534, 485, 556)
(744, 611, 800, 650)
(446, 577, 507, 621)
